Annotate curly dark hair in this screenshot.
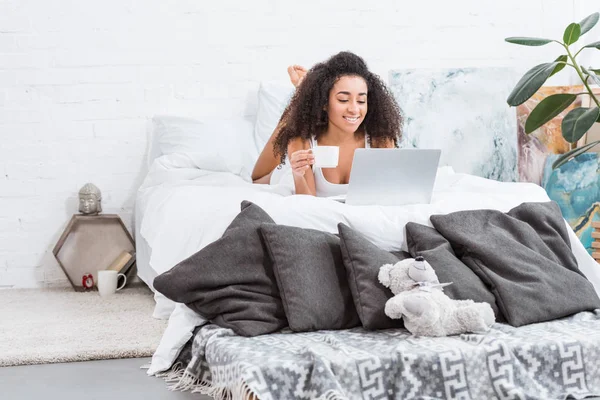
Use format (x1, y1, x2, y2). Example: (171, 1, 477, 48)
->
(273, 51, 404, 165)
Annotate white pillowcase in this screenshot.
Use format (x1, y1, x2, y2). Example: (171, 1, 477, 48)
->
(152, 291, 176, 320)
(151, 115, 258, 181)
(253, 81, 295, 152)
(147, 303, 208, 376)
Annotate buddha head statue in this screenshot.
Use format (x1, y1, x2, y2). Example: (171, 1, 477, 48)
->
(78, 183, 102, 215)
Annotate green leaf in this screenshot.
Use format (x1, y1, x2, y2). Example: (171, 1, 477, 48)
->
(552, 139, 600, 169)
(583, 40, 600, 49)
(589, 72, 600, 86)
(505, 37, 553, 46)
(563, 23, 582, 45)
(591, 69, 600, 74)
(550, 55, 568, 77)
(507, 62, 560, 106)
(579, 12, 600, 36)
(582, 66, 600, 86)
(525, 94, 577, 134)
(582, 66, 592, 77)
(561, 107, 600, 143)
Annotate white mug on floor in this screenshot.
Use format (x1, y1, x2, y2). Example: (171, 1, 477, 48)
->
(312, 146, 339, 168)
(97, 270, 127, 297)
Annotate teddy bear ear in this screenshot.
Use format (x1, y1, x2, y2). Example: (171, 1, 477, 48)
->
(378, 264, 393, 287)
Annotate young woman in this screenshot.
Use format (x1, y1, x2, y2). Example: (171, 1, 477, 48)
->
(251, 51, 403, 196)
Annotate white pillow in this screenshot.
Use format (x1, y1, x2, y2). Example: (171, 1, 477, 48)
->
(152, 291, 176, 320)
(253, 81, 295, 152)
(147, 303, 208, 376)
(151, 115, 258, 181)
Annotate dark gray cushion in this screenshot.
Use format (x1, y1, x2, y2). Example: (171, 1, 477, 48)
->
(405, 222, 503, 321)
(430, 201, 600, 326)
(153, 201, 287, 337)
(337, 223, 409, 330)
(260, 223, 360, 332)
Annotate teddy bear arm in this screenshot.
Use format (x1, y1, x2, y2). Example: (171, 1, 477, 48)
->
(402, 294, 430, 317)
(384, 295, 406, 319)
(404, 294, 441, 324)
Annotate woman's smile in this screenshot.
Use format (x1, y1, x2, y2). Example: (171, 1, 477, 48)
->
(343, 116, 361, 124)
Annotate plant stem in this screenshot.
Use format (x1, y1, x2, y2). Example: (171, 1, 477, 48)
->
(565, 45, 600, 109)
(561, 44, 600, 151)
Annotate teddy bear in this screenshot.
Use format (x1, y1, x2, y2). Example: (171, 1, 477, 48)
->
(378, 256, 495, 337)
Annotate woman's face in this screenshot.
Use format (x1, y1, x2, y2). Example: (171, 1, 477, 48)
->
(326, 75, 368, 135)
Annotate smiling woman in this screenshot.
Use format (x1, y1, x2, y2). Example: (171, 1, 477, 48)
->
(251, 51, 404, 196)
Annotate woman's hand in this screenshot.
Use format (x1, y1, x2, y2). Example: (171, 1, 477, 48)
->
(287, 65, 307, 88)
(290, 149, 314, 178)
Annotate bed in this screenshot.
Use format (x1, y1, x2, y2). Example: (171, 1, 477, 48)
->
(135, 83, 600, 399)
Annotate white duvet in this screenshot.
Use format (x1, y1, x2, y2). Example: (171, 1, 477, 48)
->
(139, 153, 600, 375)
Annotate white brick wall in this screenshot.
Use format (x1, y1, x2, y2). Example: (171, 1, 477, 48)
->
(1, 0, 598, 288)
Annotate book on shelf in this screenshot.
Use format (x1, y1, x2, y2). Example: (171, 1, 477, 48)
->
(106, 250, 136, 276)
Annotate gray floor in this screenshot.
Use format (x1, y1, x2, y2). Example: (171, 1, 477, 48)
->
(0, 357, 211, 400)
(3, 358, 600, 400)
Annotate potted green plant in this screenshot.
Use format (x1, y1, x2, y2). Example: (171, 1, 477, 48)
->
(505, 11, 600, 169)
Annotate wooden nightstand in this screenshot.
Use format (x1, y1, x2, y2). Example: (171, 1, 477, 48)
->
(53, 214, 136, 291)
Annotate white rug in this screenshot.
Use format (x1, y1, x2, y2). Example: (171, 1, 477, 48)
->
(0, 286, 168, 367)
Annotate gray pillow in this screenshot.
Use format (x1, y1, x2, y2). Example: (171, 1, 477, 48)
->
(405, 222, 502, 321)
(153, 201, 287, 337)
(337, 223, 409, 330)
(430, 201, 600, 326)
(260, 223, 360, 332)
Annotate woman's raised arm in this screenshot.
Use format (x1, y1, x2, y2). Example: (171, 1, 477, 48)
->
(288, 138, 316, 196)
(252, 65, 308, 183)
(251, 119, 285, 183)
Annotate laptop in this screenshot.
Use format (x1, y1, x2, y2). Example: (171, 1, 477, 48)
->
(330, 148, 441, 206)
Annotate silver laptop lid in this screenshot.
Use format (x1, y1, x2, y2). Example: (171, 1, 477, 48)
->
(345, 148, 441, 206)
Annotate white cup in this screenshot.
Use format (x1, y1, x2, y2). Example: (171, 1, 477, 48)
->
(97, 270, 127, 297)
(312, 146, 339, 168)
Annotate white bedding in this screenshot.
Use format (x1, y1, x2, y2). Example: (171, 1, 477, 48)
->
(139, 153, 600, 375)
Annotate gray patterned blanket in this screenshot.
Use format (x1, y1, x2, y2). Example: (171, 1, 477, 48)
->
(163, 310, 600, 400)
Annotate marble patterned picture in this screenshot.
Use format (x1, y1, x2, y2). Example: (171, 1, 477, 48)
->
(389, 68, 519, 182)
(521, 88, 600, 255)
(517, 86, 584, 185)
(543, 152, 600, 256)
